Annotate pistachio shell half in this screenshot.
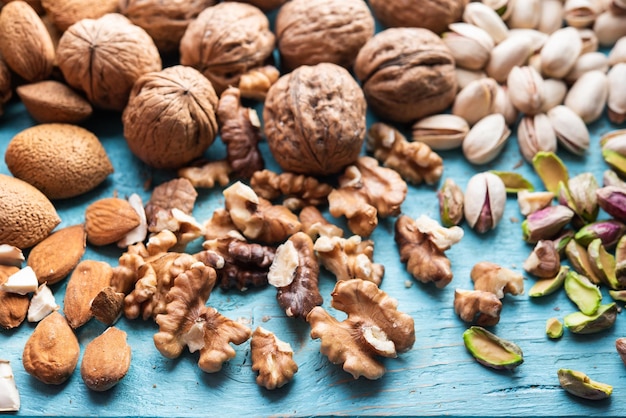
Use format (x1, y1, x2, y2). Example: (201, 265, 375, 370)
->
(532, 151, 569, 196)
(563, 302, 617, 334)
(462, 326, 523, 370)
(558, 369, 613, 400)
(528, 265, 569, 297)
(587, 238, 621, 290)
(565, 238, 603, 284)
(546, 317, 564, 339)
(564, 271, 602, 315)
(490, 171, 533, 193)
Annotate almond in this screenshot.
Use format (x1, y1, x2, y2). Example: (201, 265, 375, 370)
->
(5, 123, 113, 200)
(0, 1, 55, 82)
(0, 174, 61, 249)
(27, 224, 86, 285)
(22, 311, 80, 385)
(63, 260, 112, 329)
(80, 327, 131, 391)
(0, 266, 29, 329)
(85, 198, 141, 246)
(16, 80, 93, 124)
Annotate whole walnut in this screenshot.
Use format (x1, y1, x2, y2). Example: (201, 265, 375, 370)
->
(369, 0, 468, 34)
(120, 0, 216, 54)
(123, 65, 219, 169)
(264, 63, 366, 176)
(354, 28, 457, 124)
(1, 0, 43, 14)
(275, 0, 375, 71)
(179, 2, 275, 95)
(233, 0, 287, 12)
(41, 0, 119, 32)
(56, 13, 161, 112)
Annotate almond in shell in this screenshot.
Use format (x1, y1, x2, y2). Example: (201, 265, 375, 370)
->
(22, 311, 80, 385)
(84, 198, 141, 246)
(27, 224, 86, 285)
(80, 327, 131, 391)
(16, 80, 93, 124)
(0, 266, 29, 329)
(63, 260, 112, 329)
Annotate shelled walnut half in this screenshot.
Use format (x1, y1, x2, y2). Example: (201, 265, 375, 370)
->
(251, 327, 298, 390)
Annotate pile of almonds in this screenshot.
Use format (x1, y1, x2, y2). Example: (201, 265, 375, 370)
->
(1, 0, 626, 412)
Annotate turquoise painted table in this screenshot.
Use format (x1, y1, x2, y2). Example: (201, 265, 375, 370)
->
(2, 38, 626, 418)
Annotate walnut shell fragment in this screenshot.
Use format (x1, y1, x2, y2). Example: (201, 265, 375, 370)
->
(56, 13, 162, 111)
(369, 0, 467, 34)
(251, 327, 298, 390)
(180, 2, 275, 95)
(264, 63, 367, 176)
(275, 0, 375, 71)
(123, 65, 219, 169)
(354, 28, 457, 123)
(308, 279, 415, 380)
(120, 0, 216, 53)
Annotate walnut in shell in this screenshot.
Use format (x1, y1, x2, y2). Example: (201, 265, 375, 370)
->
(236, 0, 287, 12)
(41, 0, 119, 32)
(123, 65, 219, 169)
(275, 0, 375, 71)
(354, 28, 458, 123)
(120, 0, 216, 54)
(56, 13, 162, 112)
(369, 0, 468, 34)
(263, 63, 367, 176)
(179, 2, 275, 95)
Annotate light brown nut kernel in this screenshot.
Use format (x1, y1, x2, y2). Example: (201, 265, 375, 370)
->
(471, 261, 524, 298)
(85, 198, 141, 247)
(27, 224, 86, 285)
(299, 206, 344, 241)
(64, 260, 113, 329)
(0, 174, 60, 249)
(314, 235, 384, 286)
(80, 327, 131, 392)
(5, 124, 113, 200)
(22, 312, 79, 385)
(0, 266, 29, 329)
(238, 65, 279, 101)
(251, 327, 298, 390)
(56, 13, 161, 111)
(16, 80, 93, 124)
(0, 1, 54, 82)
(250, 170, 333, 211)
(307, 279, 415, 380)
(454, 289, 503, 326)
(178, 160, 232, 189)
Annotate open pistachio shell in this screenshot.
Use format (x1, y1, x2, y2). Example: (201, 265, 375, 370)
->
(587, 238, 621, 290)
(532, 151, 569, 196)
(557, 369, 613, 400)
(565, 239, 603, 285)
(490, 171, 534, 193)
(546, 317, 563, 339)
(564, 271, 602, 316)
(563, 303, 618, 334)
(462, 326, 523, 370)
(529, 265, 569, 297)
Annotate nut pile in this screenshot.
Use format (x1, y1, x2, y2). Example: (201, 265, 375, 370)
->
(1, 0, 626, 412)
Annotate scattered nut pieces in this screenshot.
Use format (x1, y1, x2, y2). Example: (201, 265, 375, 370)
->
(22, 312, 80, 385)
(546, 317, 563, 339)
(299, 206, 344, 241)
(564, 302, 618, 334)
(81, 327, 131, 392)
(366, 122, 443, 185)
(0, 244, 23, 267)
(178, 160, 232, 189)
(0, 266, 38, 295)
(27, 283, 58, 323)
(557, 369, 613, 400)
(270, 232, 322, 320)
(27, 224, 86, 285)
(238, 65, 280, 101)
(64, 260, 113, 329)
(523, 240, 561, 278)
(90, 287, 125, 326)
(517, 190, 555, 216)
(308, 279, 415, 380)
(470, 262, 524, 299)
(314, 235, 384, 286)
(395, 214, 463, 288)
(250, 170, 333, 211)
(251, 327, 298, 390)
(454, 289, 503, 326)
(0, 360, 20, 412)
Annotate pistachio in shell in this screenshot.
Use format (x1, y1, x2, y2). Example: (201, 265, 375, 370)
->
(563, 271, 601, 316)
(462, 326, 523, 370)
(563, 303, 618, 334)
(557, 369, 613, 400)
(490, 171, 534, 194)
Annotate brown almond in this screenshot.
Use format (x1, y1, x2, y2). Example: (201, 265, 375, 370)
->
(22, 311, 80, 385)
(84, 198, 140, 246)
(0, 265, 29, 329)
(0, 174, 61, 249)
(17, 80, 93, 124)
(90, 286, 124, 325)
(5, 123, 113, 200)
(27, 224, 86, 285)
(0, 1, 55, 82)
(80, 327, 131, 391)
(63, 260, 112, 329)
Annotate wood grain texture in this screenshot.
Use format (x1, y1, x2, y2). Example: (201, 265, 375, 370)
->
(1, 97, 626, 416)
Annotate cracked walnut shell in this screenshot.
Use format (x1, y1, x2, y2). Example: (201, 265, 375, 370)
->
(369, 0, 468, 34)
(123, 65, 219, 169)
(56, 13, 161, 111)
(264, 63, 367, 176)
(275, 0, 374, 71)
(179, 2, 275, 95)
(354, 28, 457, 124)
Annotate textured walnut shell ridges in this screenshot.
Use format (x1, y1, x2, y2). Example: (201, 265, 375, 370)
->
(354, 27, 458, 123)
(120, 0, 216, 53)
(41, 0, 119, 32)
(123, 65, 219, 169)
(263, 63, 366, 176)
(5, 123, 113, 200)
(369, 0, 468, 34)
(275, 0, 375, 71)
(179, 2, 275, 94)
(56, 13, 162, 111)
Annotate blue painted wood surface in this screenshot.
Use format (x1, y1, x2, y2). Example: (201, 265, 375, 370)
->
(2, 35, 626, 418)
